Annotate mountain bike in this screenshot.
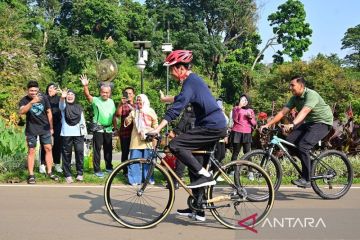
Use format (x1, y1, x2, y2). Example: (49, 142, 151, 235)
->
(104, 133, 274, 229)
(241, 126, 353, 200)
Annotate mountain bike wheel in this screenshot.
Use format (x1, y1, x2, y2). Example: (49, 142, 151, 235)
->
(241, 149, 282, 193)
(104, 159, 175, 228)
(208, 161, 274, 230)
(311, 150, 353, 199)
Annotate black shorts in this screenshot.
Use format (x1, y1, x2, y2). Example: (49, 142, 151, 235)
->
(26, 133, 52, 148)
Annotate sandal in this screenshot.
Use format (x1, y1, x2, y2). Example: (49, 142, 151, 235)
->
(27, 175, 36, 184)
(48, 172, 59, 181)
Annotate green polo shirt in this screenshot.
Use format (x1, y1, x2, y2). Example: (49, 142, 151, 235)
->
(92, 96, 116, 133)
(285, 88, 333, 126)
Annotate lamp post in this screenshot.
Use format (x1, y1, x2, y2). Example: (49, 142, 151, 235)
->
(133, 41, 151, 93)
(136, 57, 146, 93)
(161, 42, 173, 144)
(161, 43, 173, 96)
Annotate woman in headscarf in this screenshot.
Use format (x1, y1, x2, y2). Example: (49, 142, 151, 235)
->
(59, 89, 87, 183)
(230, 94, 257, 165)
(40, 83, 63, 174)
(125, 94, 158, 185)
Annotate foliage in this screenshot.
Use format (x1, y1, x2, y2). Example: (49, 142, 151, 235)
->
(0, 0, 54, 121)
(248, 55, 360, 119)
(0, 117, 27, 173)
(341, 24, 360, 69)
(268, 0, 312, 63)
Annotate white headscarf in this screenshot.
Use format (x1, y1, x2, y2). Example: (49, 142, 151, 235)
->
(134, 94, 152, 136)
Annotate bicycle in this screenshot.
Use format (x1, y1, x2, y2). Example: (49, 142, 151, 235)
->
(104, 133, 274, 229)
(241, 126, 353, 200)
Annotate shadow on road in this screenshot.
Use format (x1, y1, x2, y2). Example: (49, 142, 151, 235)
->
(275, 189, 320, 201)
(69, 190, 226, 230)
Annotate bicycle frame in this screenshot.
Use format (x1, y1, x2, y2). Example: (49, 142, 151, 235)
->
(266, 132, 323, 181)
(140, 138, 239, 204)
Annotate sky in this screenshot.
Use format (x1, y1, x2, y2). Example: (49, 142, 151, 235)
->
(136, 0, 360, 63)
(256, 0, 360, 63)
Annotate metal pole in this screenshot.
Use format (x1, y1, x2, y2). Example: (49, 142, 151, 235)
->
(165, 22, 171, 145)
(141, 70, 144, 94)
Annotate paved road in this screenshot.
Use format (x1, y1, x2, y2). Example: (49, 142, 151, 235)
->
(0, 184, 359, 240)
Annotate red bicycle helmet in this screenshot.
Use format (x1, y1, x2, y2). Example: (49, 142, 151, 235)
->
(163, 50, 193, 66)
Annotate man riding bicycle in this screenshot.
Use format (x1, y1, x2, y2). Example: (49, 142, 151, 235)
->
(261, 76, 333, 188)
(150, 50, 227, 220)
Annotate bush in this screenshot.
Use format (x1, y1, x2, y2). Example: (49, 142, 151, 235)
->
(0, 117, 27, 173)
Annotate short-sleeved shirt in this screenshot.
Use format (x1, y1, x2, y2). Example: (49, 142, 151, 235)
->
(19, 95, 51, 136)
(285, 88, 333, 126)
(92, 96, 116, 133)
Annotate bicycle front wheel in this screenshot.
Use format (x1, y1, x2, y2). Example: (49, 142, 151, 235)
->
(208, 161, 274, 230)
(104, 159, 175, 228)
(241, 149, 282, 192)
(311, 150, 353, 199)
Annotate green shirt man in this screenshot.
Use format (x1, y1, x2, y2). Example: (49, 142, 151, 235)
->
(285, 87, 333, 126)
(261, 76, 333, 188)
(92, 96, 116, 133)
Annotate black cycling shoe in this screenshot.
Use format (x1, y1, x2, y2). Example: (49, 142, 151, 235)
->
(176, 208, 206, 221)
(187, 176, 216, 189)
(291, 178, 311, 188)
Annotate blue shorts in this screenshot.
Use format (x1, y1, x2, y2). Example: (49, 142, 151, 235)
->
(26, 133, 52, 148)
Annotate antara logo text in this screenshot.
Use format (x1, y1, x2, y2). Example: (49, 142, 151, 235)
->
(261, 217, 327, 228)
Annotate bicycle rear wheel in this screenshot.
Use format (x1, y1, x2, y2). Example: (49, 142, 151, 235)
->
(208, 161, 274, 230)
(311, 150, 353, 199)
(241, 149, 282, 192)
(104, 159, 175, 228)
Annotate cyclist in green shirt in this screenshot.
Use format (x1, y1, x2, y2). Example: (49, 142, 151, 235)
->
(80, 74, 116, 178)
(261, 76, 333, 188)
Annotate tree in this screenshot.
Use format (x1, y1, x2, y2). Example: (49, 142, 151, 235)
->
(341, 24, 360, 69)
(268, 0, 312, 63)
(0, 0, 51, 120)
(145, 0, 259, 83)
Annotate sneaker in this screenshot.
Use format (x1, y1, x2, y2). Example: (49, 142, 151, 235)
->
(131, 183, 140, 186)
(187, 176, 216, 189)
(291, 178, 311, 188)
(105, 169, 113, 173)
(94, 171, 104, 178)
(54, 164, 63, 173)
(48, 172, 59, 181)
(248, 172, 255, 181)
(194, 211, 206, 222)
(149, 179, 155, 185)
(65, 176, 74, 184)
(176, 208, 193, 217)
(176, 208, 206, 221)
(76, 175, 84, 181)
(27, 175, 36, 184)
(39, 164, 46, 174)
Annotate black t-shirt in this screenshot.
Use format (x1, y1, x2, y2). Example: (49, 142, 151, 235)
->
(19, 95, 51, 136)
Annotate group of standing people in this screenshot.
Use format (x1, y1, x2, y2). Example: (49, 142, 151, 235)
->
(19, 74, 160, 185)
(19, 81, 87, 184)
